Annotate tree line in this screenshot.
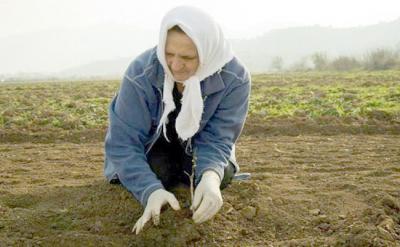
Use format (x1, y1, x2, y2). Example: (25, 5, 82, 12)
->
(270, 47, 400, 72)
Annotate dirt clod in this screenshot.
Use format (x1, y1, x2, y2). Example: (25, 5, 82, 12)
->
(241, 206, 257, 220)
(309, 209, 321, 216)
(377, 226, 395, 241)
(90, 220, 103, 233)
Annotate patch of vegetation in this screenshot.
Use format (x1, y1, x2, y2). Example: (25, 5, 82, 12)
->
(0, 80, 118, 132)
(249, 71, 400, 122)
(1, 71, 399, 138)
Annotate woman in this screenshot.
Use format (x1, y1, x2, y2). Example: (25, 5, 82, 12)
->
(104, 6, 251, 234)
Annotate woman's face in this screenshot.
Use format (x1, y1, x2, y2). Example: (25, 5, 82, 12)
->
(165, 30, 199, 82)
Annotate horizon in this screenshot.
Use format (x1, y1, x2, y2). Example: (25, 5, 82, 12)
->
(1, 0, 400, 75)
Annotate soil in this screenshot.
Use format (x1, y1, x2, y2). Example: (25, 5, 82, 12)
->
(1, 129, 400, 246)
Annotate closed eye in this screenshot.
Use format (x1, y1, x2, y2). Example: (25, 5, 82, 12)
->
(182, 56, 197, 60)
(165, 52, 197, 60)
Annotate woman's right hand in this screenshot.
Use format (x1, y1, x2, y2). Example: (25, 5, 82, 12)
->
(132, 189, 181, 234)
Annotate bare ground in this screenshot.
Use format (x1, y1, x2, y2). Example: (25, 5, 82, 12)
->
(0, 133, 400, 246)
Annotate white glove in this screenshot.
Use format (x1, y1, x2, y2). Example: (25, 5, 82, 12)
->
(132, 188, 180, 234)
(191, 170, 223, 224)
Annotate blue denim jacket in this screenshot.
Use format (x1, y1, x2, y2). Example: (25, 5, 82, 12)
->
(104, 47, 251, 206)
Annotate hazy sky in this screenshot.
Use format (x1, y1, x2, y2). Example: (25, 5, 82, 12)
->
(1, 0, 400, 39)
(1, 0, 399, 75)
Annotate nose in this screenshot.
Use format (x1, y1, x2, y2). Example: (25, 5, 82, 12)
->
(169, 56, 184, 71)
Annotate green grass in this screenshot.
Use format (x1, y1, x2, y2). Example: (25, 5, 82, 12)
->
(249, 71, 400, 121)
(0, 80, 118, 132)
(1, 71, 399, 133)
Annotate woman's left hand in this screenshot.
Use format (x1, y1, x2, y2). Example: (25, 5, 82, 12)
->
(191, 170, 223, 223)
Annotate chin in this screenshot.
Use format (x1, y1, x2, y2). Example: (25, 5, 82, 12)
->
(173, 75, 189, 82)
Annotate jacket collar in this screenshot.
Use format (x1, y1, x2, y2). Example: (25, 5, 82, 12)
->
(201, 71, 225, 96)
(145, 58, 164, 89)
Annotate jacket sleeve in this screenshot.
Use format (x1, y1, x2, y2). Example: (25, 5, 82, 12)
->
(104, 73, 164, 207)
(193, 77, 251, 184)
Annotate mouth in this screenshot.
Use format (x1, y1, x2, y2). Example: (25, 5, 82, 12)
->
(173, 72, 186, 76)
(173, 73, 187, 79)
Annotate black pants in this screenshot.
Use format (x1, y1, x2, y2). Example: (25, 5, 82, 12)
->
(147, 137, 235, 190)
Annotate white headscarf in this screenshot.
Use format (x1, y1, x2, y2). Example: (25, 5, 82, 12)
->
(156, 6, 233, 141)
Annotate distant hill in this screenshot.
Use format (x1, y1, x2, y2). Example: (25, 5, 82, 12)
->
(1, 18, 399, 79)
(0, 24, 157, 76)
(232, 18, 400, 72)
(57, 57, 131, 79)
